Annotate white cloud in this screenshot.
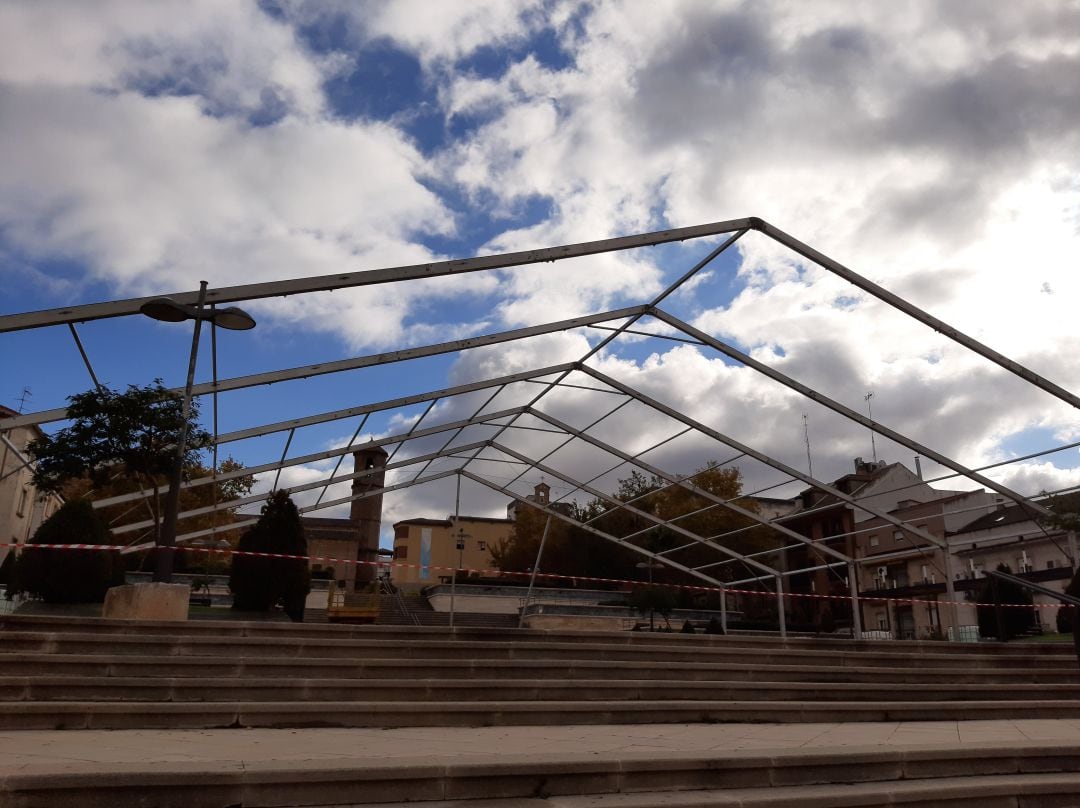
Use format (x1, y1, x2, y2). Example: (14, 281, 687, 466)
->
(5, 0, 1080, 529)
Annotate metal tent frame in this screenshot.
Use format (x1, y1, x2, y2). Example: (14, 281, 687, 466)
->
(3, 217, 1077, 639)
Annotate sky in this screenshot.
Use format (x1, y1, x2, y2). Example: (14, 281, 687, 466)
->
(2, 0, 1079, 549)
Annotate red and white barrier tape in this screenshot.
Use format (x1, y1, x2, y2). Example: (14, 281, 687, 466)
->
(1, 540, 1069, 611)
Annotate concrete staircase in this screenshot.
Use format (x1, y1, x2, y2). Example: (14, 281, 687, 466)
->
(375, 590, 520, 629)
(2, 614, 1080, 807)
(0, 614, 1077, 730)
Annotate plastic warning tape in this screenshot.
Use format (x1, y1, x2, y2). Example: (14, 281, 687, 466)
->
(0, 540, 1067, 611)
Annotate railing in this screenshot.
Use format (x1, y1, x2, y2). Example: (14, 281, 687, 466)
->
(384, 579, 420, 626)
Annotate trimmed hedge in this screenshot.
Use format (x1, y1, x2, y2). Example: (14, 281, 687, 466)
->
(229, 490, 310, 621)
(9, 500, 125, 603)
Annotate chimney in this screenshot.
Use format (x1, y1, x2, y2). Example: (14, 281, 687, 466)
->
(350, 445, 387, 589)
(914, 456, 923, 480)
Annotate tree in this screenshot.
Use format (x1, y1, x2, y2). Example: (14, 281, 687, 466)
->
(28, 381, 211, 545)
(975, 564, 1035, 641)
(491, 463, 768, 587)
(229, 490, 310, 621)
(9, 500, 125, 603)
(61, 458, 255, 575)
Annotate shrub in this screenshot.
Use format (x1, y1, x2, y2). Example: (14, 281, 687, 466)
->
(229, 491, 310, 621)
(975, 564, 1035, 641)
(9, 500, 125, 603)
(704, 616, 725, 635)
(1057, 605, 1074, 635)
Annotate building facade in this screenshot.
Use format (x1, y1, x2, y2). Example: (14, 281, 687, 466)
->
(0, 406, 63, 578)
(297, 444, 388, 591)
(392, 514, 512, 586)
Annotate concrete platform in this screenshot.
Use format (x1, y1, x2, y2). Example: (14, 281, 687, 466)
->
(4, 720, 1080, 807)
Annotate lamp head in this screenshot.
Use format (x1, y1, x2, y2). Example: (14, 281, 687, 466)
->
(139, 298, 193, 323)
(211, 306, 257, 331)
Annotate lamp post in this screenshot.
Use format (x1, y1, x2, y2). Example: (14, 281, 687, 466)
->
(449, 528, 467, 628)
(140, 282, 255, 583)
(636, 560, 664, 631)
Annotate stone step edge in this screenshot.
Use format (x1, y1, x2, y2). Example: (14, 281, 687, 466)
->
(2, 654, 1074, 683)
(366, 773, 1080, 808)
(2, 675, 1075, 697)
(4, 651, 1074, 676)
(6, 615, 1067, 654)
(3, 744, 1080, 808)
(4, 635, 1073, 667)
(3, 700, 1080, 732)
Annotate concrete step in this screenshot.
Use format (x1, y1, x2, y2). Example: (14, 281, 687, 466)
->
(3, 614, 1074, 657)
(3, 740, 1080, 807)
(383, 775, 1080, 808)
(4, 631, 1075, 670)
(2, 676, 1076, 704)
(2, 652, 1074, 684)
(4, 699, 1080, 730)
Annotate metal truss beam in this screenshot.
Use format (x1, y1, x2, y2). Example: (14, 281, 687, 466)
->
(461, 469, 730, 590)
(109, 441, 488, 536)
(211, 363, 573, 445)
(756, 220, 1080, 413)
(527, 408, 850, 564)
(92, 408, 528, 510)
(0, 219, 752, 334)
(650, 307, 1052, 519)
(578, 366, 949, 550)
(4, 309, 646, 431)
(487, 440, 778, 576)
(123, 466, 463, 553)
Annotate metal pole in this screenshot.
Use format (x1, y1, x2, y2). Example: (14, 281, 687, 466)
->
(1069, 531, 1079, 571)
(941, 546, 960, 642)
(776, 576, 787, 638)
(648, 564, 655, 632)
(450, 473, 461, 629)
(847, 561, 863, 640)
(154, 281, 208, 584)
(720, 583, 728, 632)
(519, 515, 553, 628)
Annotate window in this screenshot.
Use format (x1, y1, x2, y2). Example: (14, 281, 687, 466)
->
(869, 534, 879, 547)
(477, 541, 487, 551)
(394, 525, 410, 539)
(893, 530, 904, 542)
(15, 488, 29, 518)
(393, 546, 407, 560)
(878, 618, 888, 631)
(1048, 559, 1057, 570)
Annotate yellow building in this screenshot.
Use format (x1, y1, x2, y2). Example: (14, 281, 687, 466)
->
(391, 515, 511, 585)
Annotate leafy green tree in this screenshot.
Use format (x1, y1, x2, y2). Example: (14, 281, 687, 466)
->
(9, 500, 125, 603)
(976, 564, 1035, 641)
(28, 381, 211, 545)
(60, 458, 255, 575)
(491, 464, 767, 587)
(229, 491, 310, 621)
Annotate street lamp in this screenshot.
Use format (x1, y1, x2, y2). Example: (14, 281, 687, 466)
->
(140, 282, 256, 583)
(636, 560, 664, 632)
